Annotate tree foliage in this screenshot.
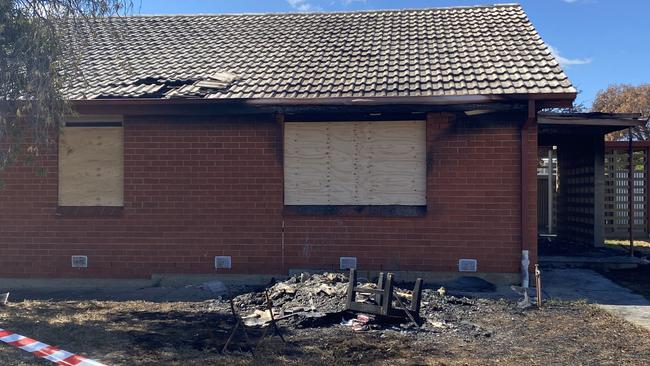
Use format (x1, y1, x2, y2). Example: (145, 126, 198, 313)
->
(592, 84, 650, 140)
(0, 0, 130, 171)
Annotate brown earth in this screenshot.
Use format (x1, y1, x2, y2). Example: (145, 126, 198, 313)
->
(1, 290, 650, 365)
(598, 265, 650, 300)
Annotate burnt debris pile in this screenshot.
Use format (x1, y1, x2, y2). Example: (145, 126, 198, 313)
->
(227, 272, 497, 337)
(233, 272, 349, 328)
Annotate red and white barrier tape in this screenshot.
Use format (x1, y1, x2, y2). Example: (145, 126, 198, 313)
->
(0, 328, 106, 366)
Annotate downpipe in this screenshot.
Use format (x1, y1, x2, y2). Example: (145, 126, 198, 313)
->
(521, 100, 536, 289)
(521, 250, 530, 288)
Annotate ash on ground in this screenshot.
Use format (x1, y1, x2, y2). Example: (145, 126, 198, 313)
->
(232, 272, 348, 328)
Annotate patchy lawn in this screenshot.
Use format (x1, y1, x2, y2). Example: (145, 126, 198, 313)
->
(1, 297, 650, 365)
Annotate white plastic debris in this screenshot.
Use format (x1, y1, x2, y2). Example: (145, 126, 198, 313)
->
(340, 314, 373, 331)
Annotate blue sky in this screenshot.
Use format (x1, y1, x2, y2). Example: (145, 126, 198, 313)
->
(137, 0, 649, 108)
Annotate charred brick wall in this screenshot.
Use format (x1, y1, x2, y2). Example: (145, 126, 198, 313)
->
(0, 113, 535, 278)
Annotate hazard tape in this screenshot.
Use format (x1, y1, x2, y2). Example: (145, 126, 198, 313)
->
(0, 328, 106, 366)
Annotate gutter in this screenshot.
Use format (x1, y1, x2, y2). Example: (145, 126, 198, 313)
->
(242, 93, 576, 107)
(538, 112, 646, 127)
(68, 92, 576, 109)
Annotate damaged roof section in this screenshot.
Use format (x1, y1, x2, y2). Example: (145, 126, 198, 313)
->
(63, 4, 576, 101)
(91, 72, 241, 99)
(538, 112, 648, 127)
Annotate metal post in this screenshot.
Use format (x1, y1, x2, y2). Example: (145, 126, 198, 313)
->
(628, 128, 634, 256)
(646, 147, 650, 240)
(535, 264, 542, 308)
(547, 149, 553, 234)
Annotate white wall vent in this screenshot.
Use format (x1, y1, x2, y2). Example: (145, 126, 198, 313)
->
(339, 256, 357, 270)
(71, 255, 88, 268)
(458, 259, 477, 272)
(215, 256, 232, 269)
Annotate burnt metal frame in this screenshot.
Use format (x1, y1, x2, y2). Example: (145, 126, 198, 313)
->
(345, 269, 423, 321)
(222, 291, 286, 354)
(222, 298, 255, 354)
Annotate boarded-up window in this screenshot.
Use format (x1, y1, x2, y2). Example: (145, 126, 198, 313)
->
(284, 121, 426, 205)
(58, 123, 124, 206)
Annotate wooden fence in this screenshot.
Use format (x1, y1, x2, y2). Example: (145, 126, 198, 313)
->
(604, 141, 650, 239)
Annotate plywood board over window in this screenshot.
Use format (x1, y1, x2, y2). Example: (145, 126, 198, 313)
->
(58, 123, 124, 206)
(284, 121, 426, 205)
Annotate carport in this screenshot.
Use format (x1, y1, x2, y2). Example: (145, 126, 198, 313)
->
(537, 112, 647, 248)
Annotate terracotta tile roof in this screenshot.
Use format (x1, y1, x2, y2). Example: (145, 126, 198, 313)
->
(62, 4, 576, 101)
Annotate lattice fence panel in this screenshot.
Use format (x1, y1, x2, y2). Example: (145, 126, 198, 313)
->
(604, 149, 646, 238)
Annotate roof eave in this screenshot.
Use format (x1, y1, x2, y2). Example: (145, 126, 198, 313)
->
(70, 92, 576, 110)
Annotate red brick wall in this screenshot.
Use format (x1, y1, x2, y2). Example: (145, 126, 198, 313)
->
(0, 113, 536, 278)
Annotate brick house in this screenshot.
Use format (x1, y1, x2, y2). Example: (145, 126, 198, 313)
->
(1, 4, 599, 284)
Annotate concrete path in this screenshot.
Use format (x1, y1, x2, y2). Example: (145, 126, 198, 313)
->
(543, 268, 650, 330)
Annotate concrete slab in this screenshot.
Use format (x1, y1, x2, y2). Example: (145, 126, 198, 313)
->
(0, 273, 281, 290)
(539, 255, 649, 270)
(543, 268, 650, 330)
(0, 273, 279, 302)
(599, 305, 650, 331)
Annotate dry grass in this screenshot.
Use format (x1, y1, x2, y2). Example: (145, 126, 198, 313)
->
(605, 239, 650, 254)
(2, 299, 650, 365)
